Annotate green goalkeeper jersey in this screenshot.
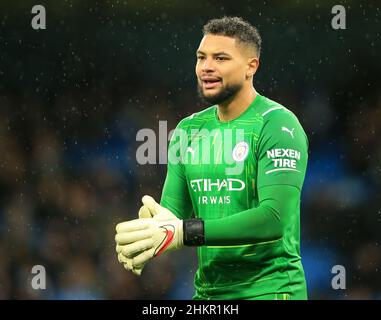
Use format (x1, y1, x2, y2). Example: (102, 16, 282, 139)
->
(160, 93, 308, 299)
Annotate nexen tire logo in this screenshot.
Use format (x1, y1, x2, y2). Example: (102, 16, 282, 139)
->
(190, 178, 245, 192)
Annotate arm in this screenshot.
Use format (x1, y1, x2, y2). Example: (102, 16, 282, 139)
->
(204, 184, 298, 245)
(160, 121, 193, 219)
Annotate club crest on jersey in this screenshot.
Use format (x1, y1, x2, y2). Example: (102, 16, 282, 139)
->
(232, 141, 249, 162)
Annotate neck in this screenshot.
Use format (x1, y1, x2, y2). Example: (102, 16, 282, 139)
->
(217, 86, 257, 122)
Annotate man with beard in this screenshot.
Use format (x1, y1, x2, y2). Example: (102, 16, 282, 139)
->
(115, 16, 309, 300)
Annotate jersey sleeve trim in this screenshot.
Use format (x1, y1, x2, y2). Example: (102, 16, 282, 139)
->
(261, 106, 286, 116)
(264, 168, 301, 174)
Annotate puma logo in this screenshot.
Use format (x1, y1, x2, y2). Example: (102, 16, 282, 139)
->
(281, 127, 295, 139)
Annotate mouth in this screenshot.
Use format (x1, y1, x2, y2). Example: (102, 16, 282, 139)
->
(201, 77, 222, 90)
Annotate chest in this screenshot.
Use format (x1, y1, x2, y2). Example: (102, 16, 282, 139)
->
(182, 124, 261, 186)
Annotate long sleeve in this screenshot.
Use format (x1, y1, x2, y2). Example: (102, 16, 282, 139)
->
(204, 184, 299, 245)
(160, 120, 193, 220)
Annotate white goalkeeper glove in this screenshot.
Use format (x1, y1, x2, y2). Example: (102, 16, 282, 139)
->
(115, 204, 152, 275)
(115, 195, 184, 271)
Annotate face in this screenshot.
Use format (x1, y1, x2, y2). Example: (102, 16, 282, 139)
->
(195, 34, 257, 105)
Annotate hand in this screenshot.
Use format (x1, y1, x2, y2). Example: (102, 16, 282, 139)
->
(116, 204, 152, 275)
(115, 195, 183, 271)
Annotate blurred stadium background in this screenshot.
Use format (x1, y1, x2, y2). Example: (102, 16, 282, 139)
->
(0, 0, 380, 299)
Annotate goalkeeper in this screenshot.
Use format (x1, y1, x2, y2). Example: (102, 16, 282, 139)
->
(115, 16, 309, 300)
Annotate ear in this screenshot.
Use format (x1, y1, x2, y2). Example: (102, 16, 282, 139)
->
(246, 57, 259, 79)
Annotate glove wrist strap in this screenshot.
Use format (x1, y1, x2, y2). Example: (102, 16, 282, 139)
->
(183, 219, 205, 246)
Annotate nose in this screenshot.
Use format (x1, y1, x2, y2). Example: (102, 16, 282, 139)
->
(201, 57, 215, 72)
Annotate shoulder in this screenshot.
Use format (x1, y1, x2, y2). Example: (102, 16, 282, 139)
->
(257, 95, 308, 147)
(175, 105, 215, 130)
(258, 96, 304, 132)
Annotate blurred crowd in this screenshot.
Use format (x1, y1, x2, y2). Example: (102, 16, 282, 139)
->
(0, 89, 199, 299)
(1, 1, 380, 300)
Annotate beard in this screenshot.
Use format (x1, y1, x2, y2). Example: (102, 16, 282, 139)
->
(197, 81, 243, 105)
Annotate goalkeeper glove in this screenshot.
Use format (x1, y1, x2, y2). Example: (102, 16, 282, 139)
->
(116, 204, 152, 275)
(115, 195, 184, 268)
(115, 195, 205, 274)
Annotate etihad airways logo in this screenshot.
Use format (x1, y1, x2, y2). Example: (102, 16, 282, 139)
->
(190, 178, 245, 192)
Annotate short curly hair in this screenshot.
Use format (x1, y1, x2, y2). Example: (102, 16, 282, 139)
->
(203, 16, 262, 57)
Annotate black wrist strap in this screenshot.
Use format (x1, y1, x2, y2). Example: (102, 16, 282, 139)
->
(183, 218, 205, 246)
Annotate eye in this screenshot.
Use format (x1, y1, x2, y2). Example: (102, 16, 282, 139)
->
(197, 56, 205, 60)
(216, 56, 228, 61)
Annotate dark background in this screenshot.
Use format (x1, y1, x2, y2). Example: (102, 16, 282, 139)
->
(0, 0, 380, 299)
